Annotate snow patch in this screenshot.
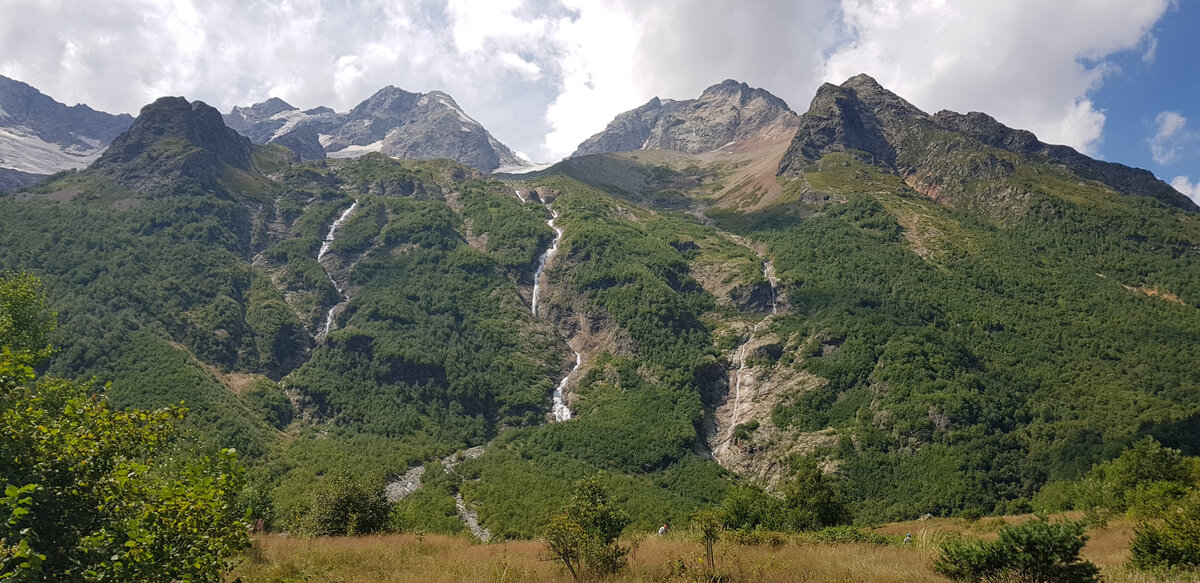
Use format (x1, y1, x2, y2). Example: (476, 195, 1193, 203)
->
(0, 126, 102, 174)
(492, 162, 550, 174)
(436, 94, 480, 127)
(268, 109, 312, 140)
(325, 140, 384, 158)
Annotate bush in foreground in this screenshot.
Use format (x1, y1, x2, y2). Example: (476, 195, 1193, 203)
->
(543, 475, 630, 581)
(933, 516, 1099, 583)
(1, 272, 249, 581)
(299, 474, 391, 536)
(1130, 489, 1200, 572)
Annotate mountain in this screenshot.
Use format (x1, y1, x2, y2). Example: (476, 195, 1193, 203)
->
(0, 167, 45, 191)
(0, 75, 133, 175)
(571, 79, 800, 157)
(2, 74, 1198, 537)
(778, 74, 1197, 212)
(224, 87, 526, 172)
(90, 96, 260, 193)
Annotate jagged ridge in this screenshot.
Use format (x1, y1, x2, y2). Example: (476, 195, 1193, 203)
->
(571, 79, 800, 157)
(0, 75, 134, 175)
(778, 74, 1197, 212)
(224, 87, 525, 172)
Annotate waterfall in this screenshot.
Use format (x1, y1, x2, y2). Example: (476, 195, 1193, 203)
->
(763, 259, 778, 314)
(728, 260, 779, 434)
(520, 192, 577, 421)
(317, 200, 358, 339)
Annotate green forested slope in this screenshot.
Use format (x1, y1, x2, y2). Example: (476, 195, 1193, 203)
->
(3, 89, 1198, 535)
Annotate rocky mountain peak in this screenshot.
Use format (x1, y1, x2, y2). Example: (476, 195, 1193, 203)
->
(0, 74, 134, 175)
(350, 86, 421, 119)
(223, 86, 524, 172)
(91, 96, 254, 191)
(97, 97, 252, 169)
(700, 79, 791, 111)
(933, 109, 1196, 210)
(778, 78, 902, 172)
(571, 79, 800, 158)
(778, 74, 1197, 212)
(933, 110, 1044, 155)
(229, 97, 296, 120)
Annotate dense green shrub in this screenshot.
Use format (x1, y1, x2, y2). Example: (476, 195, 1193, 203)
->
(1129, 489, 1200, 571)
(543, 476, 631, 581)
(300, 474, 391, 536)
(719, 460, 849, 534)
(933, 517, 1099, 583)
(1, 274, 249, 581)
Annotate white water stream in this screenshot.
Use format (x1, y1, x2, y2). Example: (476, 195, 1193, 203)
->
(727, 260, 779, 434)
(519, 188, 579, 422)
(531, 208, 562, 317)
(317, 200, 358, 339)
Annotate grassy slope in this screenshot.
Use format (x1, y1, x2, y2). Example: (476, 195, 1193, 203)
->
(706, 152, 1200, 521)
(231, 517, 1193, 583)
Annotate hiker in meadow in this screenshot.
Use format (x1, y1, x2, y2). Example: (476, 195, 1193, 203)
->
(658, 523, 668, 537)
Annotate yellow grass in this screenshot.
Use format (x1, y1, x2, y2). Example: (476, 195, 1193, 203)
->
(230, 518, 1200, 583)
(230, 533, 944, 583)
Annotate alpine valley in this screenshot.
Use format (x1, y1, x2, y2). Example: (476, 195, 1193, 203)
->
(1, 71, 1198, 541)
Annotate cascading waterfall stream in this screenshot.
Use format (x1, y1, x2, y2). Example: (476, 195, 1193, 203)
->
(520, 188, 579, 422)
(531, 208, 562, 317)
(727, 260, 779, 435)
(764, 259, 778, 315)
(317, 200, 358, 339)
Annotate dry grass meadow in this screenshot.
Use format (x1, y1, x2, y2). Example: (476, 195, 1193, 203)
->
(229, 517, 1198, 582)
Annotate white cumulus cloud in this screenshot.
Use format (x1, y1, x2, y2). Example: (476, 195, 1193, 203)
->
(1150, 111, 1193, 165)
(823, 0, 1171, 155)
(0, 0, 1178, 163)
(1171, 176, 1200, 205)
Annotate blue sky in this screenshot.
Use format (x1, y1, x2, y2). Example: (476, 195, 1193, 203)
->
(0, 0, 1195, 202)
(1091, 3, 1199, 199)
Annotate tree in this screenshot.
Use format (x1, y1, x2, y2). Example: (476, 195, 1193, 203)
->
(0, 271, 55, 367)
(300, 474, 391, 536)
(933, 516, 1099, 583)
(691, 508, 723, 580)
(542, 475, 630, 581)
(781, 458, 851, 531)
(1129, 489, 1200, 571)
(1, 272, 250, 581)
(1072, 437, 1190, 526)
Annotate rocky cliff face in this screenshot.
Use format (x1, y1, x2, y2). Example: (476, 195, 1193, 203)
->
(778, 74, 1198, 212)
(92, 96, 255, 192)
(224, 87, 526, 172)
(932, 109, 1190, 209)
(0, 75, 134, 174)
(572, 79, 800, 157)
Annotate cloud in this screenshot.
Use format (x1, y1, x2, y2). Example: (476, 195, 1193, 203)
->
(0, 0, 572, 159)
(1171, 176, 1200, 205)
(1150, 111, 1194, 165)
(540, 0, 840, 158)
(823, 0, 1171, 155)
(0, 0, 1177, 163)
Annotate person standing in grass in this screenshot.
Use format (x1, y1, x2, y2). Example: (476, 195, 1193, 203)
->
(658, 523, 668, 537)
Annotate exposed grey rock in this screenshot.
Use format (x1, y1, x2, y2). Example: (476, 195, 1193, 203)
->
(777, 74, 1197, 212)
(271, 126, 325, 161)
(0, 75, 134, 174)
(933, 109, 1194, 210)
(571, 79, 800, 157)
(0, 167, 46, 191)
(92, 96, 254, 192)
(224, 87, 525, 172)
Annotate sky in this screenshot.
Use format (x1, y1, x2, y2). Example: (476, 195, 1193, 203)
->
(0, 0, 1196, 202)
